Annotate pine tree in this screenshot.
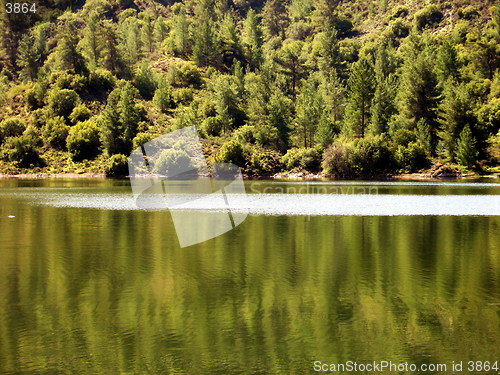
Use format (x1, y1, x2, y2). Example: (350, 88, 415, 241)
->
(171, 5, 190, 56)
(262, 0, 289, 39)
(80, 12, 102, 70)
(277, 40, 307, 97)
(345, 57, 375, 138)
(294, 76, 324, 147)
(455, 125, 478, 167)
(397, 49, 440, 152)
(119, 17, 141, 66)
(436, 39, 460, 82)
(438, 83, 476, 161)
(192, 0, 217, 67)
(53, 21, 87, 74)
(267, 90, 294, 152)
(141, 15, 155, 54)
(17, 33, 39, 80)
(101, 20, 120, 73)
(243, 9, 264, 70)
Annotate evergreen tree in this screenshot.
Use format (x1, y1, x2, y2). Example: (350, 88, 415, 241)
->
(262, 0, 289, 39)
(243, 9, 264, 70)
(17, 33, 39, 80)
(100, 83, 140, 155)
(53, 21, 87, 74)
(267, 90, 293, 152)
(141, 14, 155, 54)
(294, 76, 324, 147)
(436, 39, 460, 82)
(276, 39, 307, 97)
(438, 83, 476, 161)
(455, 125, 478, 167)
(171, 5, 191, 56)
(80, 12, 102, 70)
(101, 20, 120, 73)
(397, 49, 440, 152)
(192, 0, 218, 67)
(345, 56, 375, 138)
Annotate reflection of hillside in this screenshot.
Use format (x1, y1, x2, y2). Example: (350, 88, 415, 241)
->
(0, 191, 499, 373)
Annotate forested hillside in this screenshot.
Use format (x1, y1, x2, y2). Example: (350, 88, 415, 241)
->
(0, 0, 499, 176)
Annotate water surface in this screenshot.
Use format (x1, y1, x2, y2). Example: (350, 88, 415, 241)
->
(0, 179, 498, 374)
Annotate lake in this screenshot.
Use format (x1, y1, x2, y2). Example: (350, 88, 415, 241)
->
(0, 178, 499, 374)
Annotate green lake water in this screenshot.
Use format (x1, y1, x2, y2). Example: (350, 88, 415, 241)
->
(0, 179, 499, 374)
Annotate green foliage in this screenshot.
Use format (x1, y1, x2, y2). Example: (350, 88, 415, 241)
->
(67, 120, 101, 161)
(390, 5, 409, 19)
(0, 118, 26, 140)
(70, 105, 92, 125)
(345, 57, 376, 138)
(153, 148, 193, 175)
(132, 133, 153, 150)
(246, 146, 282, 175)
(152, 81, 172, 113)
(322, 141, 353, 177)
(42, 116, 69, 150)
(104, 154, 129, 177)
(395, 142, 428, 172)
(458, 6, 480, 21)
(216, 140, 245, 167)
(350, 135, 393, 176)
(1, 135, 41, 167)
(281, 148, 321, 172)
(47, 89, 79, 120)
(201, 116, 223, 137)
(414, 5, 443, 31)
(455, 126, 478, 167)
(438, 83, 476, 161)
(134, 63, 156, 100)
(100, 83, 140, 155)
(88, 69, 116, 93)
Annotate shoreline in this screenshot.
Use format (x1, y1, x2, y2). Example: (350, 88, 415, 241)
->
(0, 171, 498, 181)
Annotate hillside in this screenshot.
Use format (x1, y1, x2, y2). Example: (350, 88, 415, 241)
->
(0, 0, 499, 177)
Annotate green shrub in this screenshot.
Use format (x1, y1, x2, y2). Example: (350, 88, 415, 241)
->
(391, 5, 409, 19)
(67, 120, 101, 161)
(23, 126, 43, 146)
(234, 125, 257, 144)
(47, 89, 79, 119)
(105, 154, 129, 177)
(167, 61, 202, 87)
(134, 64, 157, 100)
(201, 116, 223, 137)
(458, 6, 480, 20)
(395, 142, 429, 172)
(387, 19, 410, 38)
(2, 135, 42, 167)
(322, 142, 353, 177)
(153, 85, 173, 113)
(414, 5, 443, 31)
(172, 87, 193, 105)
(392, 129, 417, 147)
(132, 132, 153, 150)
(88, 69, 116, 93)
(153, 148, 193, 175)
(0, 118, 26, 140)
(69, 105, 92, 125)
(246, 147, 282, 175)
(281, 148, 321, 172)
(216, 140, 245, 167)
(336, 19, 353, 36)
(351, 136, 394, 176)
(42, 116, 69, 149)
